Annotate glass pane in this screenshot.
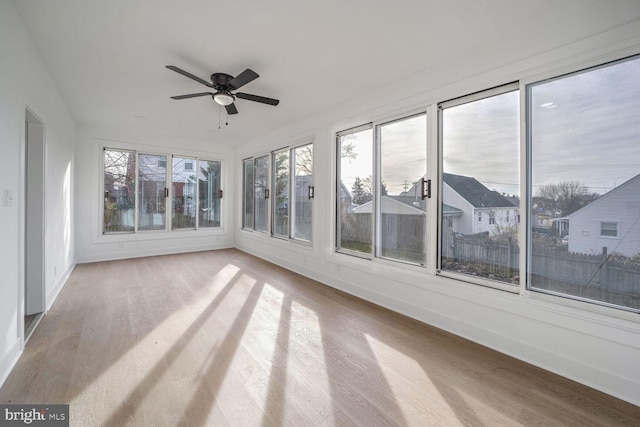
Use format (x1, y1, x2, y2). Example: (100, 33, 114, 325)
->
(529, 56, 640, 311)
(254, 155, 269, 232)
(379, 114, 427, 264)
(198, 160, 221, 228)
(337, 126, 373, 256)
(171, 157, 196, 230)
(103, 149, 135, 233)
(441, 89, 520, 284)
(138, 154, 167, 231)
(292, 144, 313, 241)
(243, 159, 254, 229)
(273, 150, 289, 237)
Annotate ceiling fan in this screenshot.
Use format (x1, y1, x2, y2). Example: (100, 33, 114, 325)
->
(166, 65, 279, 115)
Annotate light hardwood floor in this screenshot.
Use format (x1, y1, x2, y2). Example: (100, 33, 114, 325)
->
(1, 249, 638, 426)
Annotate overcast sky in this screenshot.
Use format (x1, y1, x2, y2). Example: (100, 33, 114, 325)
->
(340, 55, 640, 198)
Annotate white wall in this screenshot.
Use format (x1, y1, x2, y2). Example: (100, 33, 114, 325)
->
(0, 0, 76, 386)
(74, 125, 235, 263)
(235, 21, 640, 406)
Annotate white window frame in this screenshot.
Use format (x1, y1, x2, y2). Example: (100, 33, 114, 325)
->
(600, 221, 619, 238)
(98, 141, 225, 240)
(335, 109, 428, 268)
(524, 53, 640, 314)
(437, 82, 521, 293)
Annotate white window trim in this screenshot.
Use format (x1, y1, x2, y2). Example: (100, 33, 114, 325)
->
(600, 221, 619, 238)
(95, 139, 227, 244)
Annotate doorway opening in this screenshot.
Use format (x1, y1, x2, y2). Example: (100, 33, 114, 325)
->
(24, 108, 45, 341)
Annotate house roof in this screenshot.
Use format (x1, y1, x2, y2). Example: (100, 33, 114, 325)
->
(442, 204, 463, 216)
(443, 173, 515, 208)
(352, 196, 425, 215)
(568, 173, 640, 218)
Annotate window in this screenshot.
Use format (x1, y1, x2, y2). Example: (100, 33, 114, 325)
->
(103, 149, 222, 234)
(198, 160, 221, 228)
(336, 114, 427, 264)
(440, 85, 520, 286)
(292, 144, 313, 241)
(243, 145, 314, 241)
(103, 149, 135, 233)
(378, 113, 427, 265)
(242, 159, 254, 229)
(273, 149, 290, 238)
(528, 55, 640, 311)
(254, 155, 269, 232)
(172, 157, 196, 230)
(242, 155, 270, 233)
(337, 125, 373, 256)
(138, 154, 167, 231)
(601, 222, 618, 237)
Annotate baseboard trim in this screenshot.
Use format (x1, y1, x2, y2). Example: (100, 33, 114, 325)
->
(76, 242, 234, 264)
(46, 262, 76, 311)
(0, 338, 21, 390)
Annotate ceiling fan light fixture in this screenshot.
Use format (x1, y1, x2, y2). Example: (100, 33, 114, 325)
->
(213, 92, 235, 106)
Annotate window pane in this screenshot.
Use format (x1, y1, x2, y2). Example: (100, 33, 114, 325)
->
(199, 160, 221, 228)
(441, 89, 520, 285)
(273, 150, 289, 237)
(103, 149, 135, 233)
(529, 56, 640, 311)
(138, 154, 167, 231)
(378, 114, 426, 264)
(600, 222, 618, 237)
(243, 159, 254, 229)
(337, 126, 373, 256)
(171, 157, 196, 230)
(292, 144, 313, 241)
(254, 155, 269, 232)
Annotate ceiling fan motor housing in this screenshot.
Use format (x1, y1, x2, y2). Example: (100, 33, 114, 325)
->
(211, 73, 234, 89)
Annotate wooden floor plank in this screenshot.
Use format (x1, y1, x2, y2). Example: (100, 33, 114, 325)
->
(1, 249, 638, 426)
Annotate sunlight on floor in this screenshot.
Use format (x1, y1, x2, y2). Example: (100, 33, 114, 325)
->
(228, 283, 284, 418)
(365, 333, 453, 425)
(296, 301, 336, 426)
(70, 263, 241, 424)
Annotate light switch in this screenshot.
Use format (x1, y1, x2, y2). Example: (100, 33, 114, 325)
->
(3, 189, 14, 207)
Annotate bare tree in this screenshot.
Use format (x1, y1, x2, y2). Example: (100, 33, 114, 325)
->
(536, 181, 598, 215)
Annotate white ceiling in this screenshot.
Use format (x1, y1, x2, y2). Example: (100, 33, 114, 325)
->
(12, 0, 640, 146)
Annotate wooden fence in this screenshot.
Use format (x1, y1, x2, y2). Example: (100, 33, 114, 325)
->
(443, 232, 640, 309)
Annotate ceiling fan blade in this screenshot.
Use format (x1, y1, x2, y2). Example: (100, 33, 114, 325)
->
(225, 103, 239, 115)
(170, 92, 213, 100)
(228, 69, 259, 90)
(166, 65, 214, 88)
(236, 92, 280, 106)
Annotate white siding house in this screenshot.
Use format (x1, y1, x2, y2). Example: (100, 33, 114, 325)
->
(569, 174, 640, 257)
(442, 173, 518, 236)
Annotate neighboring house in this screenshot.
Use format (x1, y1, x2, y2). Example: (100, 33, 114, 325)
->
(397, 172, 519, 236)
(442, 173, 518, 236)
(568, 173, 640, 257)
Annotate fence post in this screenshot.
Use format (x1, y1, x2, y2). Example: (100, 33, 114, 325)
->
(601, 246, 609, 288)
(507, 236, 513, 279)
